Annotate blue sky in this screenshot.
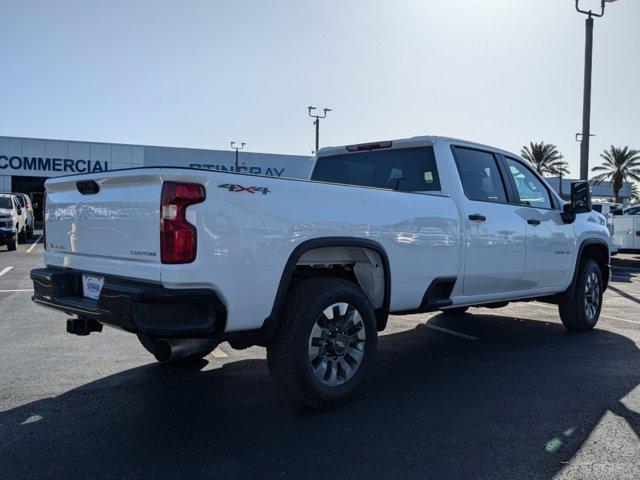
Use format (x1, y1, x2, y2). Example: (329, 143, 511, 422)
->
(1, 0, 638, 177)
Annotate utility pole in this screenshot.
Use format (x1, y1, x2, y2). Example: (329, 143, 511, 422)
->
(308, 106, 332, 153)
(575, 0, 620, 180)
(230, 141, 246, 172)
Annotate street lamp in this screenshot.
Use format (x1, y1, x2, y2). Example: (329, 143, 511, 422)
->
(308, 106, 332, 154)
(575, 0, 620, 180)
(230, 141, 246, 172)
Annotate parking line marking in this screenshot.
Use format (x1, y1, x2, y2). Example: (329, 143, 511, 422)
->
(0, 289, 32, 293)
(26, 235, 42, 253)
(532, 301, 640, 325)
(0, 266, 13, 277)
(599, 314, 640, 325)
(612, 266, 640, 273)
(212, 348, 228, 358)
(425, 324, 478, 340)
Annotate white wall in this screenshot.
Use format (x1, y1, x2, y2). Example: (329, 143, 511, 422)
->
(0, 136, 314, 191)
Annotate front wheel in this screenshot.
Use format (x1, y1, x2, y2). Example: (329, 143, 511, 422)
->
(267, 277, 377, 409)
(559, 259, 603, 331)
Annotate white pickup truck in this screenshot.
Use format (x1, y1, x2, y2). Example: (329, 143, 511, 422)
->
(32, 136, 611, 408)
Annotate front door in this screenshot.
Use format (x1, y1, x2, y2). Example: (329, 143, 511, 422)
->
(451, 146, 527, 296)
(502, 156, 574, 289)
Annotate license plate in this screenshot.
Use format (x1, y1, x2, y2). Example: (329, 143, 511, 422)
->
(82, 275, 104, 300)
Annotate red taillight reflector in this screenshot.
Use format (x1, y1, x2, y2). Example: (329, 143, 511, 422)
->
(346, 141, 393, 152)
(160, 182, 205, 264)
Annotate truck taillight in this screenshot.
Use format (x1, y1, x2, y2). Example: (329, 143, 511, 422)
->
(160, 182, 205, 264)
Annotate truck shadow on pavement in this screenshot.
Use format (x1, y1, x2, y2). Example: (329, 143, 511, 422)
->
(2, 314, 640, 480)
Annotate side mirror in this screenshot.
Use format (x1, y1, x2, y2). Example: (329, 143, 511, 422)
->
(16, 207, 22, 215)
(561, 181, 592, 224)
(571, 181, 592, 214)
(561, 203, 576, 224)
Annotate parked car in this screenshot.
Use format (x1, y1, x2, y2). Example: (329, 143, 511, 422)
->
(0, 194, 26, 251)
(31, 136, 611, 408)
(613, 206, 640, 252)
(13, 193, 34, 239)
(592, 201, 623, 255)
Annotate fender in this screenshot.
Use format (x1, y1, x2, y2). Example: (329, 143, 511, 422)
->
(545, 238, 610, 304)
(259, 237, 392, 344)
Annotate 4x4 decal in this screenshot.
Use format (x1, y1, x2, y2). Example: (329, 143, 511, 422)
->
(218, 183, 270, 195)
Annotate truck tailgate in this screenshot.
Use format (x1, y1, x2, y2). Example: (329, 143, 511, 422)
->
(44, 170, 163, 281)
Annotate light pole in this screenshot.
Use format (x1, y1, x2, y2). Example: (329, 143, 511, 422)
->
(230, 141, 246, 172)
(575, 0, 619, 180)
(308, 106, 332, 153)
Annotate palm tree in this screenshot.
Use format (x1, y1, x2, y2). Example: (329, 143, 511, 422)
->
(520, 142, 569, 176)
(591, 146, 640, 203)
(630, 183, 640, 205)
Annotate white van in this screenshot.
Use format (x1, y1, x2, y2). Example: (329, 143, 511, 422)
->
(613, 207, 640, 252)
(592, 202, 622, 254)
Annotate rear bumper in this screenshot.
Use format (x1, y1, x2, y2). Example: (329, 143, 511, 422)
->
(30, 267, 227, 336)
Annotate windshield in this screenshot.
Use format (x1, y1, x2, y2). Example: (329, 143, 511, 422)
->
(625, 206, 640, 215)
(0, 197, 13, 209)
(311, 146, 441, 193)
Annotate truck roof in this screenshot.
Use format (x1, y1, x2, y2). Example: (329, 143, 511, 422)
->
(317, 135, 521, 160)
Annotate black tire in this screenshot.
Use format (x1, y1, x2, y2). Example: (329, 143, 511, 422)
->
(441, 306, 469, 316)
(559, 259, 603, 331)
(267, 277, 378, 409)
(27, 227, 33, 240)
(18, 228, 26, 244)
(137, 334, 216, 362)
(7, 235, 17, 251)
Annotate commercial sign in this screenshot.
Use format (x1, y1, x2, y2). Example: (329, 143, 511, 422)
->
(189, 162, 286, 177)
(0, 155, 108, 174)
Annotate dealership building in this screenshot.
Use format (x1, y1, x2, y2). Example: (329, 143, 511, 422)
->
(0, 135, 313, 221)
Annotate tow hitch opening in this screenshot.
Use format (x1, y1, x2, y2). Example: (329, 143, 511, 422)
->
(66, 317, 103, 336)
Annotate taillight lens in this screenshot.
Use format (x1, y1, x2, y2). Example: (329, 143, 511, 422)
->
(160, 182, 205, 264)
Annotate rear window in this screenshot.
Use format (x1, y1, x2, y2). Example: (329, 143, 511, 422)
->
(0, 197, 13, 209)
(311, 146, 441, 193)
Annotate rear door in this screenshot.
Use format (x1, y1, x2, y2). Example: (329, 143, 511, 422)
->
(501, 156, 574, 289)
(451, 146, 527, 295)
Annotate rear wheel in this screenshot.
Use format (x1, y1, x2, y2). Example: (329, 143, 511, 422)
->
(559, 259, 603, 331)
(18, 228, 26, 244)
(267, 277, 377, 409)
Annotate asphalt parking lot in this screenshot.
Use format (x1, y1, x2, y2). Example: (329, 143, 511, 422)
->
(1, 233, 640, 480)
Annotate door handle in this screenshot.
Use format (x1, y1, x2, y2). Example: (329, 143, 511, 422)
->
(468, 214, 486, 222)
(527, 219, 541, 226)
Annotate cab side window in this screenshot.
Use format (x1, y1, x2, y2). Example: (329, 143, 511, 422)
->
(452, 147, 507, 203)
(504, 157, 553, 209)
